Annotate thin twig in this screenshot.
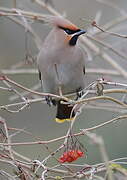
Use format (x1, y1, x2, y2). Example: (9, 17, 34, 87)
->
(0, 114, 127, 147)
(0, 68, 121, 76)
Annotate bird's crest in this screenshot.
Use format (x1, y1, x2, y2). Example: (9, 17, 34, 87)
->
(44, 15, 79, 31)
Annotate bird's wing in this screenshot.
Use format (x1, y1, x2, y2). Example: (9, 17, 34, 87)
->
(38, 69, 44, 91)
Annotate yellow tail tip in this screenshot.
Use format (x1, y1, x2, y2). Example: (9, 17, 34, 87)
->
(55, 118, 74, 123)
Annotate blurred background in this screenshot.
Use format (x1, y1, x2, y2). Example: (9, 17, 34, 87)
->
(0, 0, 127, 175)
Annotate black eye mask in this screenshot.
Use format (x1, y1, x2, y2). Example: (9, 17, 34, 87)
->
(58, 26, 86, 46)
(58, 26, 80, 35)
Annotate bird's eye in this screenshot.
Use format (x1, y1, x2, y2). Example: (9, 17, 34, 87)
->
(64, 29, 75, 35)
(58, 26, 80, 35)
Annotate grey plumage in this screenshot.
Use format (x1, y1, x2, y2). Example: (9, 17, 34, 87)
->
(37, 16, 86, 122)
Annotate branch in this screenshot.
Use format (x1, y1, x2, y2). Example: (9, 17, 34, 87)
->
(0, 114, 127, 147)
(92, 21, 127, 38)
(0, 68, 121, 76)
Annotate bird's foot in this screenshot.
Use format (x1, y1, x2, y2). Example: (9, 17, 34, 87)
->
(76, 88, 84, 100)
(45, 96, 56, 106)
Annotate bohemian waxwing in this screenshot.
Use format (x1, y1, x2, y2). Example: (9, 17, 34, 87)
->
(37, 16, 86, 123)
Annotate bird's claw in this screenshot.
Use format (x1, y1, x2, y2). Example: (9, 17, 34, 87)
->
(76, 88, 84, 100)
(45, 96, 56, 106)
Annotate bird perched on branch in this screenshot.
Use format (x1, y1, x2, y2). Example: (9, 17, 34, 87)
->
(37, 16, 86, 123)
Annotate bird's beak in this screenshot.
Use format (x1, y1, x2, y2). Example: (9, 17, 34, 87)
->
(75, 29, 87, 36)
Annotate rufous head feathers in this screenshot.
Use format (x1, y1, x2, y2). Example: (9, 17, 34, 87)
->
(44, 15, 79, 31)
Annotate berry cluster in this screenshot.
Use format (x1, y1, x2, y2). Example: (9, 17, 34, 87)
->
(59, 149, 84, 163)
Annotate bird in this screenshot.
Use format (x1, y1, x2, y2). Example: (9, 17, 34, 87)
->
(37, 16, 86, 123)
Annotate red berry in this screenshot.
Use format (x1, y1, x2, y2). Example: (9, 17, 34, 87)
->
(59, 149, 84, 163)
(77, 150, 84, 157)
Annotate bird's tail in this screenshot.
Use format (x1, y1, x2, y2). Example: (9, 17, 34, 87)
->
(55, 100, 75, 123)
